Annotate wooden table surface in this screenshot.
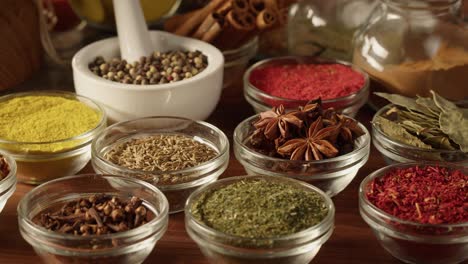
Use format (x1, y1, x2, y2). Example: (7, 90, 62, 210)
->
(0, 75, 403, 264)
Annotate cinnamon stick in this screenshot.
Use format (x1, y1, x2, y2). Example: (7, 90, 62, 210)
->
(174, 0, 224, 36)
(214, 10, 256, 49)
(164, 10, 200, 32)
(232, 0, 249, 12)
(249, 0, 265, 14)
(201, 22, 223, 43)
(256, 8, 277, 30)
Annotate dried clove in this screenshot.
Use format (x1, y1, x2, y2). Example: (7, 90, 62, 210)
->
(35, 195, 152, 236)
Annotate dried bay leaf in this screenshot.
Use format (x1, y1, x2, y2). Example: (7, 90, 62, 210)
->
(374, 116, 432, 149)
(431, 90, 459, 112)
(375, 92, 427, 113)
(439, 111, 468, 152)
(415, 95, 441, 117)
(423, 136, 456, 150)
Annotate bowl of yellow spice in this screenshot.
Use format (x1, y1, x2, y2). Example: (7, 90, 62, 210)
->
(0, 91, 106, 184)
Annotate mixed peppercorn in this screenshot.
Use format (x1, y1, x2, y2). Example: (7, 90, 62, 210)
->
(88, 50, 208, 85)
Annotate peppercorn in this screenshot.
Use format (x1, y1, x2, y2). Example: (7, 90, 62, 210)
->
(88, 50, 208, 85)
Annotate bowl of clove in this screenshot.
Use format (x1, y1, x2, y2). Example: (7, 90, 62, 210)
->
(17, 174, 169, 264)
(372, 91, 468, 165)
(233, 101, 370, 197)
(73, 30, 224, 123)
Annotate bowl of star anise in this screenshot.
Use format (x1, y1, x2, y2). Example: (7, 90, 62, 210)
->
(233, 100, 370, 197)
(17, 174, 169, 264)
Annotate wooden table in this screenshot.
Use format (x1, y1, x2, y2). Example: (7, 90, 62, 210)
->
(0, 76, 402, 263)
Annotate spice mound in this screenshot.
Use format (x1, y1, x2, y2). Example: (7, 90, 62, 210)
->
(36, 195, 152, 236)
(249, 63, 365, 100)
(0, 95, 101, 152)
(374, 90, 468, 152)
(104, 134, 218, 184)
(248, 100, 365, 161)
(88, 50, 208, 85)
(366, 165, 467, 225)
(0, 155, 9, 180)
(191, 178, 328, 238)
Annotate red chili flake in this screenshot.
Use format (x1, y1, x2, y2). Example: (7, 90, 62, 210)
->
(366, 165, 467, 225)
(249, 63, 365, 100)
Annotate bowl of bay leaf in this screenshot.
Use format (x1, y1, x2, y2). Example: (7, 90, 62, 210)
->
(372, 91, 468, 165)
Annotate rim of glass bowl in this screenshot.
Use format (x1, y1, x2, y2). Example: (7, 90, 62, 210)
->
(0, 91, 107, 156)
(0, 151, 17, 193)
(223, 37, 259, 68)
(185, 174, 335, 247)
(359, 162, 468, 232)
(92, 116, 229, 191)
(234, 115, 370, 170)
(18, 174, 169, 241)
(372, 104, 465, 155)
(243, 56, 370, 107)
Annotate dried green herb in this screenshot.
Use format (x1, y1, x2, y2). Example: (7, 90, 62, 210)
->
(374, 116, 431, 149)
(191, 179, 328, 240)
(375, 91, 468, 153)
(0, 155, 9, 180)
(104, 134, 218, 184)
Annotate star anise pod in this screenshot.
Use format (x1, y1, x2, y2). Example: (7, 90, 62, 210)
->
(253, 105, 303, 140)
(277, 117, 340, 161)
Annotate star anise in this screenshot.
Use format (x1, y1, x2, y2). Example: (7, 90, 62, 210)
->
(277, 117, 340, 161)
(253, 105, 303, 140)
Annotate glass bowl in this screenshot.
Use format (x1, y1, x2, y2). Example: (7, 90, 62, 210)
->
(92, 116, 229, 213)
(0, 152, 16, 213)
(0, 91, 107, 185)
(185, 175, 335, 264)
(243, 56, 369, 117)
(222, 37, 258, 90)
(233, 115, 370, 197)
(18, 174, 169, 264)
(359, 162, 468, 264)
(372, 104, 468, 166)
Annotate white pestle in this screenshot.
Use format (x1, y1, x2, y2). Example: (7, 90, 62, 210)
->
(113, 0, 160, 63)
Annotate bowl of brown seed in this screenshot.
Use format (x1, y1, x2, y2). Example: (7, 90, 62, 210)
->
(72, 30, 224, 123)
(18, 174, 169, 264)
(91, 116, 230, 213)
(0, 152, 16, 213)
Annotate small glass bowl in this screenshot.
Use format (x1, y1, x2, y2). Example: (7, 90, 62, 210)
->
(92, 116, 229, 213)
(233, 115, 370, 197)
(222, 37, 258, 90)
(0, 152, 16, 213)
(359, 162, 468, 264)
(0, 91, 107, 184)
(372, 104, 468, 165)
(243, 56, 369, 117)
(185, 175, 335, 264)
(18, 174, 169, 264)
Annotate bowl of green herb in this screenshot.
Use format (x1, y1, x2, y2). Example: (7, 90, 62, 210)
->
(233, 100, 370, 197)
(92, 116, 229, 213)
(185, 175, 335, 264)
(372, 91, 468, 165)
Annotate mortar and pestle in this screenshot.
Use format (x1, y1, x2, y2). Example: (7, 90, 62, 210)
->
(72, 1, 224, 123)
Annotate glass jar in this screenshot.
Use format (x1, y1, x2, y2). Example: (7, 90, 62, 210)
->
(353, 0, 468, 102)
(288, 0, 377, 61)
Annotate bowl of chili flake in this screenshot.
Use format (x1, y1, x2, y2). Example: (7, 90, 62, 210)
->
(359, 162, 468, 264)
(244, 56, 369, 117)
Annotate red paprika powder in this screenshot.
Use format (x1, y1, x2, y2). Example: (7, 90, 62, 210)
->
(249, 63, 365, 100)
(366, 165, 467, 225)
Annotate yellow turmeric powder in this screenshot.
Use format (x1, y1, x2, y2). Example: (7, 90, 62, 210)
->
(0, 95, 102, 152)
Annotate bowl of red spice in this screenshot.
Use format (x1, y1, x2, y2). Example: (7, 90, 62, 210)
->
(18, 174, 169, 264)
(360, 162, 468, 264)
(0, 152, 16, 213)
(233, 101, 370, 197)
(244, 56, 369, 116)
